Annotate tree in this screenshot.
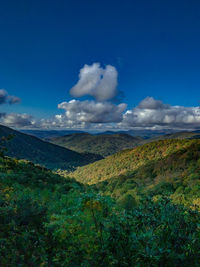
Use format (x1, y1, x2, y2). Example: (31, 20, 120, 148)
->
(0, 134, 14, 157)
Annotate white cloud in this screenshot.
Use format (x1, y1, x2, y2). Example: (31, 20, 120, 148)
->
(121, 97, 200, 130)
(138, 96, 170, 109)
(8, 95, 21, 104)
(0, 89, 21, 105)
(70, 63, 118, 101)
(3, 97, 200, 131)
(2, 71, 200, 133)
(56, 99, 127, 126)
(0, 89, 7, 104)
(0, 113, 36, 128)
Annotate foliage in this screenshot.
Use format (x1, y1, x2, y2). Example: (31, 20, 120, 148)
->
(1, 155, 200, 266)
(70, 139, 200, 184)
(0, 134, 14, 157)
(1, 137, 200, 266)
(68, 139, 200, 210)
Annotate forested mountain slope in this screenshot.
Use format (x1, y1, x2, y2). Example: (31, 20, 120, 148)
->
(70, 139, 200, 184)
(1, 155, 200, 266)
(50, 133, 142, 157)
(69, 138, 200, 212)
(0, 125, 102, 170)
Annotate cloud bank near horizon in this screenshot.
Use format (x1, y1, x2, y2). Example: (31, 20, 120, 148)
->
(1, 64, 200, 131)
(0, 89, 29, 128)
(120, 97, 200, 130)
(2, 97, 200, 131)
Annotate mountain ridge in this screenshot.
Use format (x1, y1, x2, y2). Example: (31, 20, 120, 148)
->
(0, 124, 102, 170)
(50, 132, 143, 157)
(69, 139, 200, 184)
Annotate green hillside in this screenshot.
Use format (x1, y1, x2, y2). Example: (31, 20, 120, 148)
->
(0, 125, 102, 170)
(70, 139, 199, 183)
(2, 155, 200, 266)
(69, 139, 200, 206)
(50, 132, 142, 157)
(141, 131, 200, 144)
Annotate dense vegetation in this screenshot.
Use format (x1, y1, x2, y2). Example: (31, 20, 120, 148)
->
(0, 125, 102, 170)
(70, 139, 200, 183)
(1, 154, 200, 266)
(68, 139, 200, 210)
(1, 134, 200, 266)
(51, 133, 142, 157)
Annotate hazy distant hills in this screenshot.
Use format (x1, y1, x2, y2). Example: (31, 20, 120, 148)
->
(0, 125, 102, 170)
(50, 133, 143, 157)
(96, 129, 172, 138)
(141, 131, 200, 144)
(20, 129, 84, 140)
(49, 129, 200, 157)
(20, 128, 174, 140)
(4, 124, 200, 170)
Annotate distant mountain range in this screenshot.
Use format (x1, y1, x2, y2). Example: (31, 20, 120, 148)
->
(50, 133, 143, 157)
(20, 128, 176, 140)
(3, 125, 200, 170)
(49, 130, 200, 157)
(0, 125, 102, 170)
(141, 131, 200, 144)
(95, 129, 172, 138)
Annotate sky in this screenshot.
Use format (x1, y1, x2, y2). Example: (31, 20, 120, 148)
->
(0, 0, 200, 131)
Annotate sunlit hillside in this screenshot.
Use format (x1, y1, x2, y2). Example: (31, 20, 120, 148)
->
(70, 139, 200, 183)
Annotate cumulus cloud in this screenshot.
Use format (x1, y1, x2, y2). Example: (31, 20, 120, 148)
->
(0, 90, 7, 104)
(0, 113, 36, 128)
(4, 96, 200, 131)
(56, 99, 127, 125)
(8, 95, 21, 104)
(70, 63, 118, 101)
(2, 69, 200, 132)
(138, 96, 170, 109)
(0, 64, 123, 130)
(121, 97, 200, 130)
(0, 89, 21, 105)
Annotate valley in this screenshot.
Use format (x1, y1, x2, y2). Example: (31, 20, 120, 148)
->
(0, 125, 102, 170)
(50, 132, 143, 157)
(1, 125, 200, 266)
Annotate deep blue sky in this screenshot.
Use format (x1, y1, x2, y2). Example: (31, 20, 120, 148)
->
(1, 0, 200, 118)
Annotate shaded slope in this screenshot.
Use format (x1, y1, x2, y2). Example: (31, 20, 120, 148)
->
(0, 155, 82, 191)
(50, 133, 142, 157)
(0, 125, 102, 170)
